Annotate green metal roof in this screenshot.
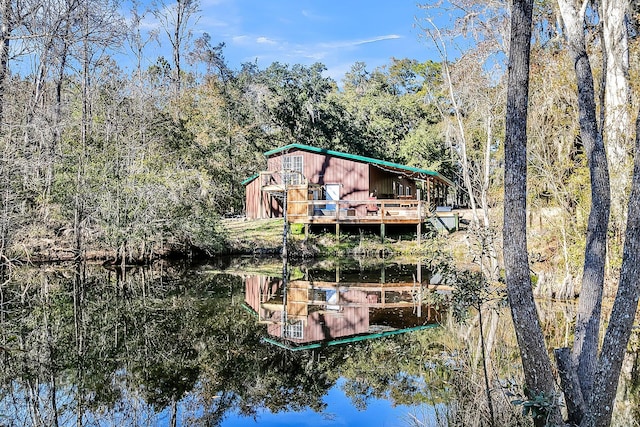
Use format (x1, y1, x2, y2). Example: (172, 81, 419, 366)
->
(263, 143, 454, 186)
(241, 173, 259, 186)
(261, 324, 440, 351)
(241, 302, 439, 351)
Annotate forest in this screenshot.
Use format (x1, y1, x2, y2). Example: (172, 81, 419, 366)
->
(0, 0, 637, 290)
(3, 0, 640, 426)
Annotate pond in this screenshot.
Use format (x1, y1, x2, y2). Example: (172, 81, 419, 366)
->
(0, 257, 639, 426)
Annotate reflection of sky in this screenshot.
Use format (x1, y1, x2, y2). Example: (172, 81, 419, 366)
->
(222, 378, 435, 427)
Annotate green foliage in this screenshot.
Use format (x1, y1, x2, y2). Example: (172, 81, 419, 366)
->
(400, 121, 456, 178)
(2, 38, 465, 261)
(0, 262, 464, 424)
(450, 270, 490, 322)
(290, 223, 304, 235)
(511, 391, 558, 422)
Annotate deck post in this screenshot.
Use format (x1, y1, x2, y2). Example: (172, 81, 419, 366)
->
(380, 223, 385, 243)
(304, 223, 309, 239)
(417, 189, 422, 247)
(336, 223, 340, 241)
(417, 260, 422, 317)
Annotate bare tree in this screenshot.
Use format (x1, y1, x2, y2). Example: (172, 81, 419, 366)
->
(0, 0, 39, 128)
(556, 0, 611, 414)
(152, 0, 200, 100)
(0, 0, 11, 126)
(419, 12, 503, 280)
(601, 0, 631, 244)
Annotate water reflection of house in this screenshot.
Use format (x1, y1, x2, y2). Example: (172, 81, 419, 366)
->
(244, 275, 446, 349)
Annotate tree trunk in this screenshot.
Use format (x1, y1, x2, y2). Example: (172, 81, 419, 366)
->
(557, 0, 611, 411)
(503, 0, 563, 425)
(0, 0, 11, 128)
(582, 110, 640, 427)
(601, 0, 630, 233)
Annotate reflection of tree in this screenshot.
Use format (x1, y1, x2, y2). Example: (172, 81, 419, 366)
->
(338, 331, 455, 410)
(0, 262, 472, 426)
(193, 295, 338, 423)
(0, 264, 341, 425)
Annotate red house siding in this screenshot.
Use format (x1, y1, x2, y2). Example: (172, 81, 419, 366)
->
(245, 176, 282, 219)
(268, 149, 370, 202)
(265, 288, 372, 343)
(369, 166, 416, 198)
(244, 178, 261, 219)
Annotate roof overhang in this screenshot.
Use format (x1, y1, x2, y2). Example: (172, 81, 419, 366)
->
(264, 143, 454, 187)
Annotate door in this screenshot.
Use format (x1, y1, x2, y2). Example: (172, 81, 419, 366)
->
(324, 184, 340, 211)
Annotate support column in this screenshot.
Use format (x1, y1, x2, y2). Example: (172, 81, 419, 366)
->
(417, 188, 422, 247)
(336, 223, 340, 241)
(380, 223, 385, 243)
(304, 223, 309, 239)
(260, 190, 264, 219)
(417, 260, 422, 317)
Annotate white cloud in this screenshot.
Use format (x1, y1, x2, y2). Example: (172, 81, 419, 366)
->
(198, 15, 233, 29)
(256, 36, 277, 45)
(232, 35, 250, 44)
(324, 62, 354, 83)
(301, 9, 329, 21)
(319, 34, 402, 49)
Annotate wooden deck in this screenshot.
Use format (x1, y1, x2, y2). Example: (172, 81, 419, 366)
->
(258, 279, 450, 325)
(287, 198, 429, 225)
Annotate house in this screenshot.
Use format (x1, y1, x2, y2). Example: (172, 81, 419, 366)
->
(242, 144, 455, 238)
(244, 273, 445, 350)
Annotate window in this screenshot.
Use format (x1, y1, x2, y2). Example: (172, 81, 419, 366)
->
(398, 184, 403, 196)
(405, 186, 411, 196)
(282, 155, 303, 185)
(283, 320, 304, 339)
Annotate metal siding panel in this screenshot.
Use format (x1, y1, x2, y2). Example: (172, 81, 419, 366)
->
(245, 179, 260, 219)
(268, 149, 372, 201)
(298, 153, 370, 201)
(304, 307, 369, 342)
(267, 154, 281, 171)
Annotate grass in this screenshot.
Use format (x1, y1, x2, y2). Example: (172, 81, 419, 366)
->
(219, 218, 450, 259)
(220, 218, 287, 254)
(223, 218, 285, 243)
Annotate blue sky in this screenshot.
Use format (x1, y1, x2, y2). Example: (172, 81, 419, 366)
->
(144, 0, 446, 83)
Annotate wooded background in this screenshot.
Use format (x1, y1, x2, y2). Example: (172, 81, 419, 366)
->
(0, 0, 637, 279)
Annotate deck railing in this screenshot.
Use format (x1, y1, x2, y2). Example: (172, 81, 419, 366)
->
(287, 198, 429, 222)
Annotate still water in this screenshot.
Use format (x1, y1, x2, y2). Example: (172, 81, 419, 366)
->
(0, 258, 453, 427)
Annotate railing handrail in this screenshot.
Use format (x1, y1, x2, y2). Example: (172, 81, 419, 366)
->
(297, 199, 424, 206)
(285, 198, 431, 220)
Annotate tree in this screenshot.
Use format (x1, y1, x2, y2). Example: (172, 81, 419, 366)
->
(419, 13, 505, 280)
(152, 0, 200, 101)
(526, 47, 586, 298)
(504, 0, 640, 425)
(601, 0, 632, 247)
(503, 0, 562, 423)
(339, 60, 443, 163)
(0, 0, 40, 127)
(255, 62, 337, 147)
